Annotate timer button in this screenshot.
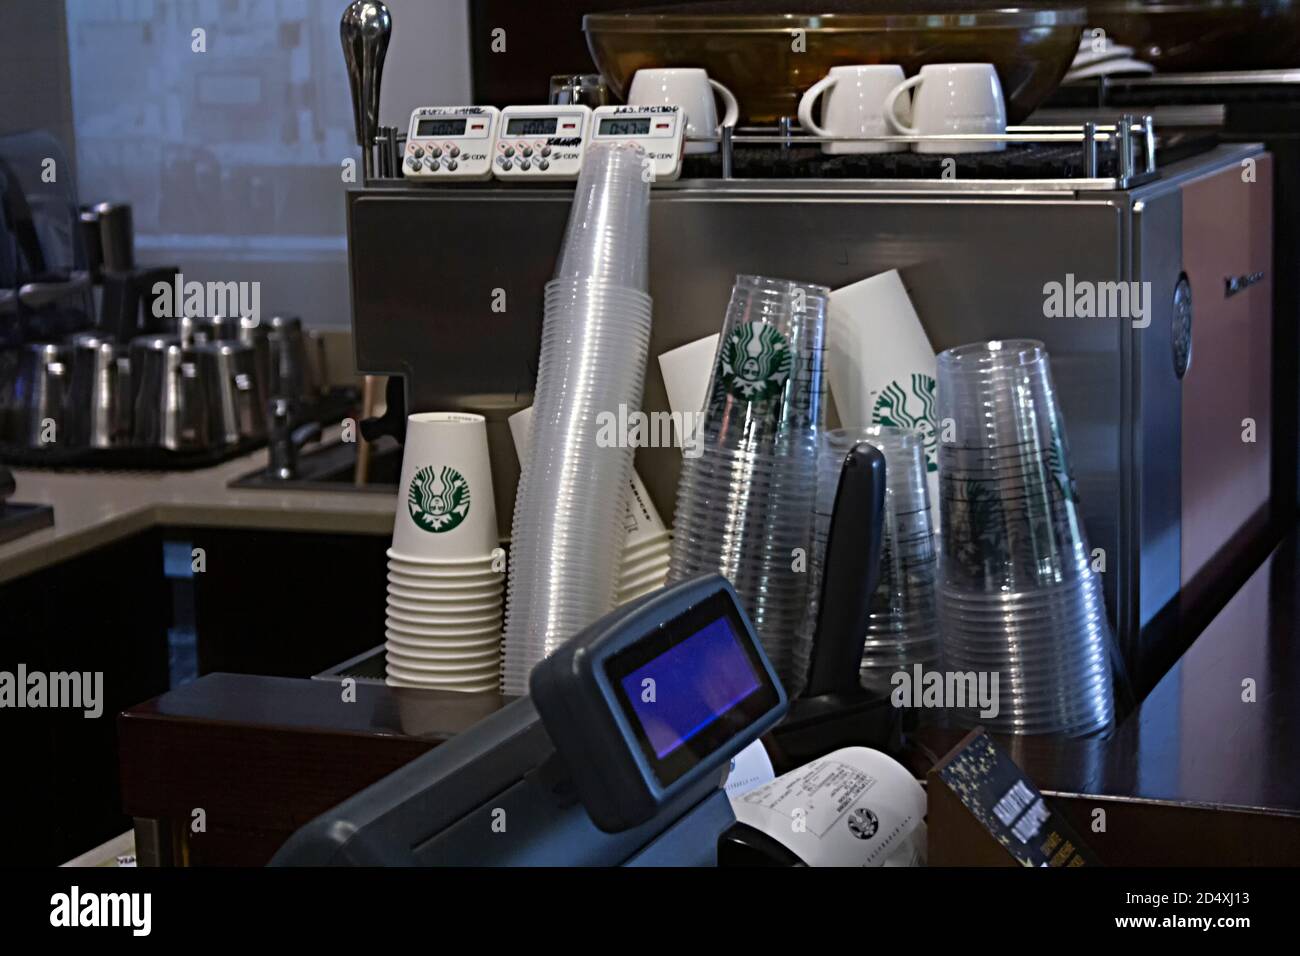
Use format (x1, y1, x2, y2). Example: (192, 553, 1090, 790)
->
(503, 146, 515, 158)
(446, 160, 459, 171)
(521, 146, 533, 157)
(499, 158, 513, 170)
(406, 156, 421, 171)
(412, 145, 425, 158)
(449, 146, 460, 158)
(518, 158, 532, 170)
(430, 147, 443, 158)
(424, 156, 438, 170)
(537, 159, 550, 171)
(541, 146, 552, 157)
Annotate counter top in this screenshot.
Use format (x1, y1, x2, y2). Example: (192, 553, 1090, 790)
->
(117, 524, 1300, 865)
(0, 429, 396, 585)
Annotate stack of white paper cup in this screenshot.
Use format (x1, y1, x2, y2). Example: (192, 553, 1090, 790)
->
(386, 412, 503, 692)
(503, 143, 653, 694)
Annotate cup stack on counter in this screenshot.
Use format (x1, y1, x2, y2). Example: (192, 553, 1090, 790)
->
(936, 339, 1116, 737)
(793, 425, 941, 695)
(502, 142, 654, 695)
(385, 412, 503, 691)
(506, 405, 673, 611)
(666, 274, 829, 687)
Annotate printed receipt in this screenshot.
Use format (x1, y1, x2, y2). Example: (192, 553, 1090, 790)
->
(729, 747, 926, 867)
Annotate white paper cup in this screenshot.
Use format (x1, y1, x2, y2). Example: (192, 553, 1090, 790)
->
(386, 593, 503, 612)
(384, 642, 499, 662)
(620, 551, 671, 580)
(387, 580, 503, 601)
(384, 669, 498, 692)
(383, 652, 500, 674)
(385, 630, 500, 652)
(622, 529, 673, 557)
(391, 413, 498, 560)
(386, 548, 501, 569)
(384, 572, 501, 595)
(827, 270, 940, 521)
(385, 617, 502, 638)
(385, 603, 502, 625)
(619, 567, 670, 591)
(658, 334, 719, 451)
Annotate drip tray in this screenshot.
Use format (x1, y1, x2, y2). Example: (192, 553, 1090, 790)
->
(0, 502, 54, 545)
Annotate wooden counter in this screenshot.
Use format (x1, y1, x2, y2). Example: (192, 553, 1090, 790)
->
(117, 528, 1300, 866)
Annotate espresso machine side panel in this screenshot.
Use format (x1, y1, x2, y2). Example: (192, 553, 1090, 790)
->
(1179, 155, 1275, 626)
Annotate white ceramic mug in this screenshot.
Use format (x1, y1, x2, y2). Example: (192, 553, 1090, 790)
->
(884, 63, 1007, 154)
(798, 64, 909, 154)
(627, 68, 738, 155)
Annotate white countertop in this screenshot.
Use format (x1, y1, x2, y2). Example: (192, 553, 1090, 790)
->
(0, 428, 396, 585)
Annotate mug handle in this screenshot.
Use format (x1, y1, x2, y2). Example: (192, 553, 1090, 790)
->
(797, 75, 837, 137)
(709, 79, 740, 129)
(883, 74, 925, 136)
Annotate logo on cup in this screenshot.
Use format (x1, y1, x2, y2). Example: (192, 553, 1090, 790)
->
(847, 807, 879, 840)
(872, 373, 938, 473)
(1046, 427, 1078, 504)
(408, 465, 471, 533)
(719, 321, 791, 402)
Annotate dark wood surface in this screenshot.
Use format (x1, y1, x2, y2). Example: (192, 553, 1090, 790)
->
(118, 674, 504, 865)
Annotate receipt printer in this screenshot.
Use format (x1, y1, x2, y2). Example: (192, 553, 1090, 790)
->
(272, 574, 788, 866)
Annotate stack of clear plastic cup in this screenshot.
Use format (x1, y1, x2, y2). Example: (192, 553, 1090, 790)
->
(666, 274, 829, 685)
(502, 143, 653, 694)
(791, 426, 941, 696)
(936, 339, 1115, 737)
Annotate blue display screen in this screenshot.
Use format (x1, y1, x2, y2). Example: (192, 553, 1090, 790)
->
(618, 616, 763, 759)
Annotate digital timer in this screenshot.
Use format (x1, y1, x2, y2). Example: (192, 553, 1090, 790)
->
(493, 104, 592, 181)
(403, 106, 498, 181)
(591, 105, 686, 182)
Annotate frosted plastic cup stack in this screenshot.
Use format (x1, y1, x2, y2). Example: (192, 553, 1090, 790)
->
(507, 405, 672, 610)
(502, 143, 653, 694)
(792, 426, 940, 695)
(385, 412, 503, 691)
(936, 339, 1115, 737)
(666, 274, 829, 685)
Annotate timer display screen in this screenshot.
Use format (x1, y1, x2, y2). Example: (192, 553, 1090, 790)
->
(416, 118, 466, 137)
(506, 117, 558, 136)
(599, 117, 652, 136)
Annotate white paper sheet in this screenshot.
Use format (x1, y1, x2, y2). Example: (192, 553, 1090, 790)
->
(730, 746, 926, 867)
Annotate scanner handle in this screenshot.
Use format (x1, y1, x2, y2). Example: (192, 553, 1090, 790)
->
(802, 442, 887, 698)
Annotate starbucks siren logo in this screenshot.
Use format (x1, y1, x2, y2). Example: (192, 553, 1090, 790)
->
(408, 465, 471, 533)
(872, 372, 938, 473)
(719, 321, 792, 402)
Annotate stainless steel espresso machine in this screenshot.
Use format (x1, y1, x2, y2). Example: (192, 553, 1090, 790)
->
(335, 3, 1276, 697)
(345, 134, 1274, 696)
